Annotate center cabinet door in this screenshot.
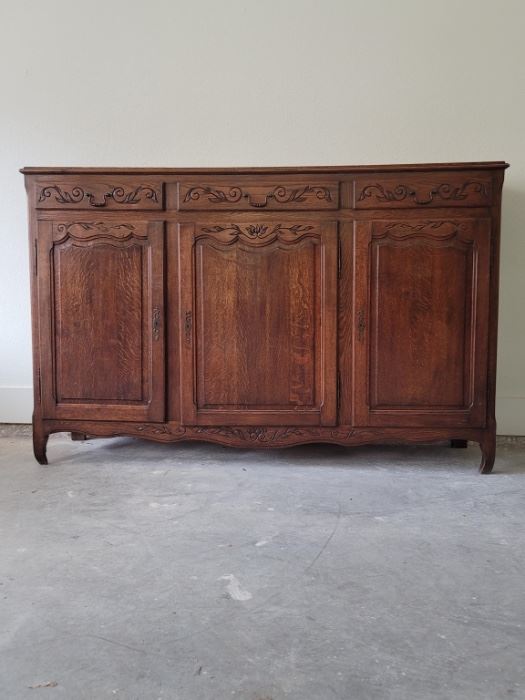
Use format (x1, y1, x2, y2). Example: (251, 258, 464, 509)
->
(178, 221, 338, 426)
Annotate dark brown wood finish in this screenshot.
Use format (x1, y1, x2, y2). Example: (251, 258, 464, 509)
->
(35, 178, 163, 210)
(353, 217, 491, 428)
(23, 162, 508, 472)
(36, 219, 165, 423)
(177, 180, 339, 210)
(178, 220, 338, 426)
(354, 172, 492, 208)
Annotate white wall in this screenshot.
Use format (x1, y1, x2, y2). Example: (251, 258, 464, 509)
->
(1, 0, 523, 433)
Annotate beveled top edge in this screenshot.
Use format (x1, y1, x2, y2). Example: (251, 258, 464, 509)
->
(20, 161, 509, 175)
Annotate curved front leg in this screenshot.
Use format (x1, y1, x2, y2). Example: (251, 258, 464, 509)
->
(32, 418, 49, 465)
(479, 431, 496, 474)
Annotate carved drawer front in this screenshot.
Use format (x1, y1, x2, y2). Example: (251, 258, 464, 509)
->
(36, 179, 163, 210)
(176, 179, 339, 211)
(355, 172, 492, 209)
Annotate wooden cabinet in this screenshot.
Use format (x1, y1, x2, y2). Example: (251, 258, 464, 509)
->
(23, 163, 508, 472)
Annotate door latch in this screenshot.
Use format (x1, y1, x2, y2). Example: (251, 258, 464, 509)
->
(184, 311, 193, 345)
(152, 307, 161, 341)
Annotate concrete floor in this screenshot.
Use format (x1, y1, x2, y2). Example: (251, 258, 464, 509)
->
(0, 432, 524, 700)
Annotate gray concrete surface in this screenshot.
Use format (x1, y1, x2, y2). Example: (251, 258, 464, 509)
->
(0, 432, 524, 700)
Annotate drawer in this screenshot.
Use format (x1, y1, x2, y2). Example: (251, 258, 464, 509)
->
(36, 179, 163, 210)
(176, 179, 339, 210)
(355, 172, 492, 208)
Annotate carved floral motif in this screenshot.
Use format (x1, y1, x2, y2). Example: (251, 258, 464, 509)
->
(264, 185, 333, 204)
(39, 185, 85, 204)
(200, 223, 315, 241)
(183, 186, 243, 204)
(38, 184, 159, 207)
(183, 184, 333, 208)
(358, 180, 488, 206)
(56, 222, 136, 235)
(135, 424, 187, 437)
(134, 424, 355, 443)
(53, 221, 144, 243)
(373, 220, 468, 240)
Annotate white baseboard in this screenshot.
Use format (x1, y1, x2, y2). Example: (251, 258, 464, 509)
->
(496, 397, 525, 436)
(0, 387, 33, 423)
(0, 386, 523, 435)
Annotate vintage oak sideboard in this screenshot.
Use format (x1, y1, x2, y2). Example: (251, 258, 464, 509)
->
(22, 162, 508, 472)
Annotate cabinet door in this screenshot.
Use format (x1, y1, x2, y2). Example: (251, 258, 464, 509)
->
(353, 218, 491, 427)
(178, 221, 338, 426)
(37, 220, 165, 421)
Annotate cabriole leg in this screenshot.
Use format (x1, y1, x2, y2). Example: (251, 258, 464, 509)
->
(32, 418, 49, 465)
(479, 431, 496, 474)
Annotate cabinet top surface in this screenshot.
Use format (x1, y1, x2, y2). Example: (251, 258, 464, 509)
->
(21, 161, 509, 175)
